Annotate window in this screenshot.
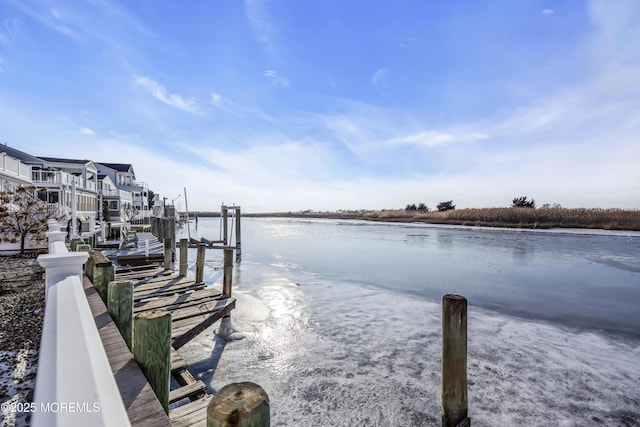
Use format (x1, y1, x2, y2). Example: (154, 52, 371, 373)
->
(109, 200, 119, 210)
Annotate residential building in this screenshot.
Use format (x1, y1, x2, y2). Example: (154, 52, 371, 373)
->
(96, 163, 150, 221)
(33, 157, 99, 220)
(0, 146, 98, 219)
(0, 147, 33, 190)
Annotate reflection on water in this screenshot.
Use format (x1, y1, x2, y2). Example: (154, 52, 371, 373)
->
(177, 218, 640, 426)
(179, 218, 640, 336)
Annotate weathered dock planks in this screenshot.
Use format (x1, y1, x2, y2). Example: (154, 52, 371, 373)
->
(110, 262, 236, 426)
(105, 232, 166, 265)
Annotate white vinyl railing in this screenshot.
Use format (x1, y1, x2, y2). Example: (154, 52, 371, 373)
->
(34, 220, 131, 427)
(32, 170, 97, 192)
(0, 152, 32, 183)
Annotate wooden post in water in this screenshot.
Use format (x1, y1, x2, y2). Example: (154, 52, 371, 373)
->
(179, 238, 188, 277)
(107, 280, 134, 350)
(442, 294, 470, 427)
(207, 382, 269, 427)
(235, 207, 241, 263)
(168, 215, 176, 255)
(133, 310, 171, 414)
(163, 238, 172, 271)
(195, 243, 206, 283)
(222, 205, 228, 246)
(223, 248, 233, 298)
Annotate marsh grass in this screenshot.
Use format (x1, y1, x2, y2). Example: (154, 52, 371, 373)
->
(245, 208, 640, 231)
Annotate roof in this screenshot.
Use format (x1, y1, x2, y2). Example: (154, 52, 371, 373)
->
(38, 157, 93, 164)
(98, 163, 134, 172)
(0, 144, 46, 166)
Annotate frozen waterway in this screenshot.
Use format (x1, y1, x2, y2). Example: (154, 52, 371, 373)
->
(178, 218, 640, 426)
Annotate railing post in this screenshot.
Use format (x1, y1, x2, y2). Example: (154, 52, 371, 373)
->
(223, 248, 233, 298)
(107, 280, 134, 351)
(133, 310, 171, 414)
(207, 382, 269, 427)
(195, 243, 206, 283)
(179, 238, 188, 277)
(38, 251, 88, 292)
(442, 294, 470, 427)
(46, 230, 66, 252)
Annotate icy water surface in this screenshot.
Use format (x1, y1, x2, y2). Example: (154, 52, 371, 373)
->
(177, 218, 640, 426)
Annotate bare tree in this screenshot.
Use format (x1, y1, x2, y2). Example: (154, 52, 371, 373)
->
(437, 200, 456, 211)
(512, 196, 536, 208)
(0, 186, 52, 254)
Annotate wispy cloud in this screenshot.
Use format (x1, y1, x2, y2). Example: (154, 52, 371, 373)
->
(210, 92, 243, 116)
(542, 9, 555, 15)
(6, 1, 78, 39)
(135, 76, 198, 114)
(80, 127, 94, 135)
(0, 17, 22, 45)
(263, 70, 289, 87)
(245, 0, 276, 52)
(371, 68, 388, 96)
(389, 131, 489, 147)
(390, 35, 421, 49)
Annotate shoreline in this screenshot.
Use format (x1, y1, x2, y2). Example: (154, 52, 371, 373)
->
(190, 207, 640, 231)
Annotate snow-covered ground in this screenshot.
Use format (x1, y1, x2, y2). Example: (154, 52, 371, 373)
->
(180, 263, 640, 426)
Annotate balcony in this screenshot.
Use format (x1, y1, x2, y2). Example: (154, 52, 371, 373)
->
(101, 188, 132, 200)
(0, 153, 32, 183)
(32, 170, 97, 192)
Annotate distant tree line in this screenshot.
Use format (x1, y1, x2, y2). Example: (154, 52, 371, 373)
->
(405, 200, 456, 212)
(404, 196, 548, 212)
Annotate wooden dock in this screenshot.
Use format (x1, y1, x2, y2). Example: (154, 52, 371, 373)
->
(103, 232, 166, 265)
(114, 263, 236, 426)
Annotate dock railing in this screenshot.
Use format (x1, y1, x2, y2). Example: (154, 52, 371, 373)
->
(33, 219, 131, 427)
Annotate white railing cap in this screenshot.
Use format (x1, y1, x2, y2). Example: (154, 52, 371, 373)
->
(38, 251, 89, 269)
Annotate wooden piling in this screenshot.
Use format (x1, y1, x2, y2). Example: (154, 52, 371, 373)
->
(195, 243, 206, 283)
(235, 207, 241, 262)
(179, 238, 188, 277)
(75, 243, 91, 252)
(133, 310, 172, 414)
(222, 206, 228, 246)
(223, 248, 233, 298)
(93, 254, 115, 303)
(207, 382, 269, 427)
(164, 238, 172, 271)
(167, 216, 176, 252)
(442, 294, 469, 427)
(107, 280, 134, 350)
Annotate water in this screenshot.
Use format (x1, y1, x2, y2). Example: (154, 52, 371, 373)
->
(177, 218, 640, 426)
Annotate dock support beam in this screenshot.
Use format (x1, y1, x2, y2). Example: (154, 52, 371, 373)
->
(133, 310, 171, 414)
(442, 294, 470, 427)
(195, 243, 206, 284)
(235, 207, 241, 263)
(223, 248, 233, 298)
(207, 382, 269, 427)
(163, 238, 172, 271)
(179, 238, 188, 277)
(107, 280, 134, 351)
(221, 205, 228, 246)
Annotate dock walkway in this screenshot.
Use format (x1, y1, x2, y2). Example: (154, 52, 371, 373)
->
(113, 263, 235, 426)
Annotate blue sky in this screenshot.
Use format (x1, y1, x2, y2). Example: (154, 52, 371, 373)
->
(1, 0, 639, 212)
